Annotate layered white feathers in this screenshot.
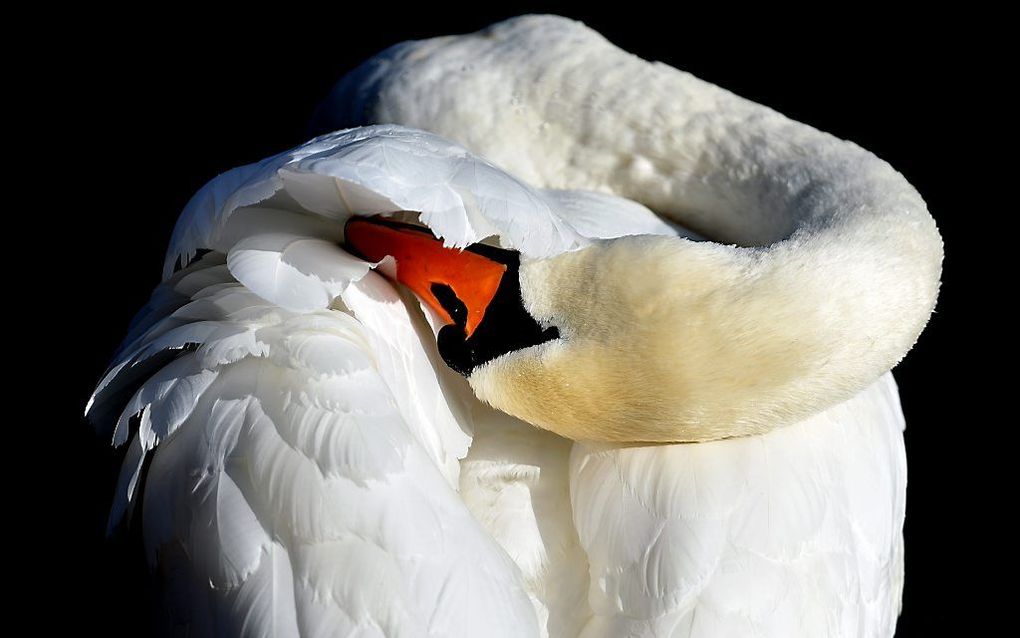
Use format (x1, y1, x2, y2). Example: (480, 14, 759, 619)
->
(88, 14, 936, 638)
(90, 257, 539, 636)
(92, 125, 642, 636)
(570, 373, 906, 637)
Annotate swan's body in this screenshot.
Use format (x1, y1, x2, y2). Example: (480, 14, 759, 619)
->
(88, 16, 939, 638)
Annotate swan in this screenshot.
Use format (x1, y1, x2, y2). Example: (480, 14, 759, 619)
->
(87, 15, 941, 638)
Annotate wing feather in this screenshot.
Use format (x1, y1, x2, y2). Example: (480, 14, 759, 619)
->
(165, 123, 704, 310)
(91, 261, 539, 636)
(569, 373, 907, 637)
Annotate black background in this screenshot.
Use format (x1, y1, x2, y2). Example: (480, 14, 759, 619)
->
(35, 6, 993, 637)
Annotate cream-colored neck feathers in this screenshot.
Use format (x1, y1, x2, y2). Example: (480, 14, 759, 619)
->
(469, 221, 938, 442)
(327, 15, 943, 442)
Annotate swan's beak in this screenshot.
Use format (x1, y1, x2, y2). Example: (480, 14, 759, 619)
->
(344, 215, 559, 376)
(345, 215, 507, 338)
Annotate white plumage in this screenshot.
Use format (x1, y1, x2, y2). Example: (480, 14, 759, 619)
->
(93, 251, 539, 636)
(88, 15, 939, 638)
(569, 374, 906, 636)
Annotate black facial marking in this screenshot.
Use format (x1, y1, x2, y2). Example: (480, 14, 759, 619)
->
(344, 216, 560, 377)
(430, 283, 468, 328)
(436, 244, 560, 377)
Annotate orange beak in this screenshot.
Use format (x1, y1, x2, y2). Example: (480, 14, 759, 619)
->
(344, 216, 508, 338)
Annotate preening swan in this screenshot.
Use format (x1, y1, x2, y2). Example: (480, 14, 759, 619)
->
(88, 15, 941, 638)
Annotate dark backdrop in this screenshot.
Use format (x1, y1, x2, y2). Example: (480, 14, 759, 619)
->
(41, 6, 989, 637)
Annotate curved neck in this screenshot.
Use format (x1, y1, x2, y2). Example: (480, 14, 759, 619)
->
(326, 15, 943, 440)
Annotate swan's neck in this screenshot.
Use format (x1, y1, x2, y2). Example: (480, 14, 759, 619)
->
(469, 213, 938, 442)
(326, 15, 943, 442)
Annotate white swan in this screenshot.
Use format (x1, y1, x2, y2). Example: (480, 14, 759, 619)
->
(88, 15, 941, 638)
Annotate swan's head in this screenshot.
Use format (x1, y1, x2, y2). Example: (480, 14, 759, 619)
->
(345, 210, 938, 444)
(345, 215, 708, 442)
